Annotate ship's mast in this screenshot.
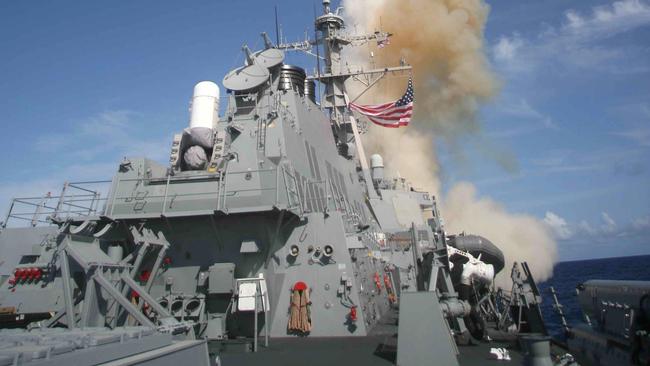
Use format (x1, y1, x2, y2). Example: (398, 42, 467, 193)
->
(314, 0, 346, 122)
(279, 0, 411, 125)
(278, 0, 411, 199)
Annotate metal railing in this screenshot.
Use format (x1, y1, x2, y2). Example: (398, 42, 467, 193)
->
(105, 168, 282, 216)
(1, 180, 111, 228)
(2, 164, 341, 228)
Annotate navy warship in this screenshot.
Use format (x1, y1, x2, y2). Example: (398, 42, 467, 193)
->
(0, 1, 648, 365)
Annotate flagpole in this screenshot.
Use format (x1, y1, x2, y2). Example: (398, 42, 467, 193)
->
(348, 72, 387, 105)
(347, 68, 411, 105)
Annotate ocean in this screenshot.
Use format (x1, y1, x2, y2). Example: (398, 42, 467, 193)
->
(538, 254, 650, 339)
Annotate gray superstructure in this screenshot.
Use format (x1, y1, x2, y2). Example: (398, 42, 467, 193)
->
(2, 1, 645, 365)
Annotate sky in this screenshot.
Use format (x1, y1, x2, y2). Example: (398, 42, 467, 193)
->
(0, 0, 648, 261)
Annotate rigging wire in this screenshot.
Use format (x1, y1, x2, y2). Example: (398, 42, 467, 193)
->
(313, 3, 323, 110)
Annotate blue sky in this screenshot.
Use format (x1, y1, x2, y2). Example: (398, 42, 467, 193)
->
(0, 0, 648, 261)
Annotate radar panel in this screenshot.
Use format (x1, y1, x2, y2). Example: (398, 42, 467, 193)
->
(222, 63, 269, 92)
(254, 48, 284, 69)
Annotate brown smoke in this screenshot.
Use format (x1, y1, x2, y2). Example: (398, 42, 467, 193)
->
(344, 0, 557, 284)
(443, 183, 557, 285)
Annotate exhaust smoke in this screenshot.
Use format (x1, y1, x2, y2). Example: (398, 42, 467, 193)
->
(343, 0, 557, 284)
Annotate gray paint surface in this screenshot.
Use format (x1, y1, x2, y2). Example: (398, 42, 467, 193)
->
(0, 2, 583, 365)
(396, 292, 459, 366)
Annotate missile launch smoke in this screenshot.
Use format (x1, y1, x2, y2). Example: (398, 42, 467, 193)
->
(343, 0, 557, 284)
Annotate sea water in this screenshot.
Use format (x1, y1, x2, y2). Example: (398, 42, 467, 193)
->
(538, 254, 650, 339)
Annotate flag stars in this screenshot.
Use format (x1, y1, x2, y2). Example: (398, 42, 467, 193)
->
(349, 78, 414, 128)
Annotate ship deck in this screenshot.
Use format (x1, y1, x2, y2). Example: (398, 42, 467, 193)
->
(218, 335, 525, 365)
(217, 310, 539, 365)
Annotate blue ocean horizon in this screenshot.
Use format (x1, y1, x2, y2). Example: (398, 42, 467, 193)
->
(538, 254, 650, 339)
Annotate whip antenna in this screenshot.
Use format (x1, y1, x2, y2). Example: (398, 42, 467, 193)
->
(314, 3, 322, 110)
(274, 6, 280, 46)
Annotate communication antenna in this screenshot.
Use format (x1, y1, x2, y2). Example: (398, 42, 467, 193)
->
(274, 6, 280, 46)
(313, 3, 322, 110)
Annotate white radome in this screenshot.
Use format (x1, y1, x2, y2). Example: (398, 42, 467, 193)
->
(189, 81, 220, 130)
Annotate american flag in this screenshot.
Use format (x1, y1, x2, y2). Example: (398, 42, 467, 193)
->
(349, 78, 414, 128)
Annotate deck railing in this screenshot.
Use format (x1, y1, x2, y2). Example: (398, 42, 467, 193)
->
(0, 165, 323, 228)
(1, 180, 111, 228)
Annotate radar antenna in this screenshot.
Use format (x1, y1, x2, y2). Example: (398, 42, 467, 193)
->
(277, 0, 412, 126)
(276, 0, 411, 200)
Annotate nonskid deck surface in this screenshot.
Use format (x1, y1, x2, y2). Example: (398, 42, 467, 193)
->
(219, 307, 525, 365)
(218, 336, 525, 366)
(457, 342, 523, 365)
(219, 336, 396, 366)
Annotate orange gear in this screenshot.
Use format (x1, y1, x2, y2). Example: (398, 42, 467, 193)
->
(383, 274, 392, 290)
(349, 306, 357, 322)
(374, 272, 382, 293)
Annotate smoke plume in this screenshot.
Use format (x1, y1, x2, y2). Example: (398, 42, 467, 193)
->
(343, 0, 557, 284)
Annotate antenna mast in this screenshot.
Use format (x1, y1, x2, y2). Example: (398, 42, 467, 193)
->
(277, 0, 411, 126)
(274, 6, 280, 46)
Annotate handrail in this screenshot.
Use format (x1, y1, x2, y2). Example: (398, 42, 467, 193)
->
(220, 161, 231, 212)
(1, 165, 336, 228)
(161, 173, 171, 215)
(2, 178, 108, 228)
(109, 176, 120, 217)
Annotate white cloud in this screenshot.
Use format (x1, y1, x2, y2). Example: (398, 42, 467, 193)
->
(633, 216, 650, 230)
(34, 110, 170, 163)
(530, 149, 571, 168)
(565, 10, 585, 29)
(562, 0, 650, 40)
(613, 128, 650, 147)
(541, 211, 624, 241)
(601, 212, 617, 233)
(538, 211, 650, 242)
(579, 0, 650, 32)
(544, 211, 573, 239)
(577, 220, 597, 236)
(492, 0, 650, 73)
(0, 161, 119, 227)
(499, 146, 635, 186)
(502, 98, 558, 128)
(487, 97, 559, 138)
(1, 110, 173, 222)
(493, 35, 524, 62)
(500, 98, 541, 118)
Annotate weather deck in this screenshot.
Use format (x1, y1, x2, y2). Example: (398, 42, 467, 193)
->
(218, 309, 535, 365)
(218, 335, 528, 365)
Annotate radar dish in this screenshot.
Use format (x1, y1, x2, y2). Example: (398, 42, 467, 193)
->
(254, 48, 285, 69)
(222, 63, 270, 92)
